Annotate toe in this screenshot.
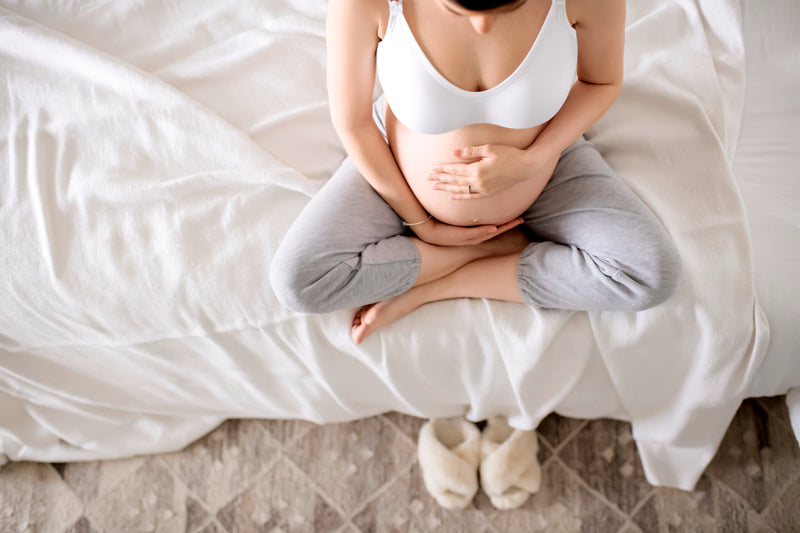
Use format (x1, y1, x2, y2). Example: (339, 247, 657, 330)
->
(351, 322, 367, 344)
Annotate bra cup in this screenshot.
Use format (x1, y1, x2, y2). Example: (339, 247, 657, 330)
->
(376, 0, 578, 135)
(377, 35, 443, 133)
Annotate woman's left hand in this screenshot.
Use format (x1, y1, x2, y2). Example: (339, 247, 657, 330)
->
(426, 144, 531, 200)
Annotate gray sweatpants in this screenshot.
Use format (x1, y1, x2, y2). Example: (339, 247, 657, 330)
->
(270, 98, 681, 314)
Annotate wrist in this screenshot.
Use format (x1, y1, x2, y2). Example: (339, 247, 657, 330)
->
(402, 214, 432, 227)
(410, 218, 434, 238)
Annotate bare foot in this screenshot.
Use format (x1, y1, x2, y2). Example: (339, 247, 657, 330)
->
(350, 229, 529, 344)
(351, 288, 431, 344)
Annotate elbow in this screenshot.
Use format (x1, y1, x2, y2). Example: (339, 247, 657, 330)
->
(330, 109, 377, 141)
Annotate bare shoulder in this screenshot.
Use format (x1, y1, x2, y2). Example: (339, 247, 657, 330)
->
(565, 0, 626, 27)
(328, 0, 388, 40)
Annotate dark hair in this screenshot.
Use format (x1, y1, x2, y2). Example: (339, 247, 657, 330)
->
(453, 0, 520, 11)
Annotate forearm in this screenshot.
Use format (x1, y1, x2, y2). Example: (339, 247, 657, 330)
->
(527, 80, 621, 161)
(336, 122, 429, 224)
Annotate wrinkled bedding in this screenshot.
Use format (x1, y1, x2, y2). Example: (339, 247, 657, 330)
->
(0, 0, 793, 490)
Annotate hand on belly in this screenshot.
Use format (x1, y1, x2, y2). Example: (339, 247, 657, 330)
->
(385, 106, 549, 226)
(408, 175, 544, 226)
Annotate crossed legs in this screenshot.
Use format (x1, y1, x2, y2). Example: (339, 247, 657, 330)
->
(352, 233, 528, 343)
(270, 136, 682, 343)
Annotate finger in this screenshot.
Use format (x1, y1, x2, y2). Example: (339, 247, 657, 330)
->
(448, 192, 481, 201)
(461, 225, 498, 244)
(433, 182, 472, 193)
(427, 173, 469, 185)
(470, 226, 509, 244)
(462, 219, 522, 245)
(495, 218, 525, 234)
(427, 163, 472, 177)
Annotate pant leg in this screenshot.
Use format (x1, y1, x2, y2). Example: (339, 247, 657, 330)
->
(517, 137, 682, 311)
(269, 156, 421, 313)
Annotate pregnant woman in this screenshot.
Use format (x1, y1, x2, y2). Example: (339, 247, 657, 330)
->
(271, 0, 681, 345)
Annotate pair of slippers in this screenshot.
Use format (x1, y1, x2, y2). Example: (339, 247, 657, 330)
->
(417, 416, 541, 510)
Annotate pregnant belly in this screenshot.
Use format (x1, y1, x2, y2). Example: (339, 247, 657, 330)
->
(384, 103, 549, 227)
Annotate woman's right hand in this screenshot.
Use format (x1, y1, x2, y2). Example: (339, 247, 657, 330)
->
(412, 217, 525, 247)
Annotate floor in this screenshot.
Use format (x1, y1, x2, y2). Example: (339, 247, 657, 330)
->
(1, 396, 799, 532)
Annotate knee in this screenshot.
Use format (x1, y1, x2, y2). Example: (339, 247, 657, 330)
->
(269, 256, 311, 314)
(626, 234, 683, 311)
(269, 248, 332, 314)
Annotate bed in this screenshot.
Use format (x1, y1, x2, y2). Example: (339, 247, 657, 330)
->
(0, 0, 797, 492)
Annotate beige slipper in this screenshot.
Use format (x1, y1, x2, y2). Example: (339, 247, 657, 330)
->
(479, 415, 541, 509)
(417, 417, 481, 509)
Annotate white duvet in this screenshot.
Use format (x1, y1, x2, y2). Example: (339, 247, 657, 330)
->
(0, 0, 782, 490)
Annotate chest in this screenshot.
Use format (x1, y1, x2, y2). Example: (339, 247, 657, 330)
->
(379, 0, 553, 93)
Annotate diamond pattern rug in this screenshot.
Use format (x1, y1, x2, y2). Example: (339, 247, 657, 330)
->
(1, 396, 798, 532)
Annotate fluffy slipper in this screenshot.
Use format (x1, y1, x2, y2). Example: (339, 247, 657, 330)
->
(479, 415, 541, 509)
(417, 417, 481, 509)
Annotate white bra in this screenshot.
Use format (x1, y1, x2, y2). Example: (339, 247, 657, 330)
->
(376, 0, 578, 135)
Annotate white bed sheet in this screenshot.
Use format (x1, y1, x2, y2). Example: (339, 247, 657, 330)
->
(733, 0, 800, 397)
(0, 0, 793, 490)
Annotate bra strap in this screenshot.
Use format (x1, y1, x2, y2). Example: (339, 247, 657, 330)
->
(389, 0, 403, 13)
